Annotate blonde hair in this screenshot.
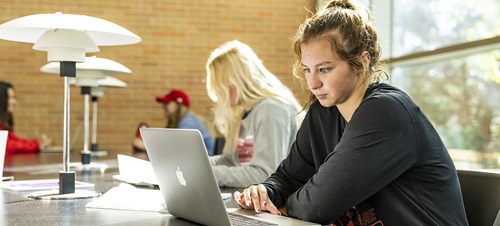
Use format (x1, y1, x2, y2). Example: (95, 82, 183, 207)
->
(292, 0, 384, 110)
(206, 40, 303, 151)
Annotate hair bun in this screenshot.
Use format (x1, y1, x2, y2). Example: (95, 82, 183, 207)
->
(323, 0, 357, 10)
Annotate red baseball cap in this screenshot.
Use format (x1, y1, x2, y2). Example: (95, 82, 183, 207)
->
(156, 89, 190, 108)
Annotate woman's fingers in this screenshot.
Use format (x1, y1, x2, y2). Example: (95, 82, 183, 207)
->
(234, 191, 250, 209)
(254, 184, 272, 214)
(235, 185, 280, 215)
(256, 185, 280, 215)
(39, 134, 53, 148)
(249, 185, 262, 212)
(265, 198, 281, 215)
(243, 187, 254, 208)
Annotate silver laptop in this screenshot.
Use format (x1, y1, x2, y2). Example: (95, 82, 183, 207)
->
(140, 128, 319, 226)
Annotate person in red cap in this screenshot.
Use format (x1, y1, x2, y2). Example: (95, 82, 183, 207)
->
(132, 89, 215, 157)
(0, 81, 53, 155)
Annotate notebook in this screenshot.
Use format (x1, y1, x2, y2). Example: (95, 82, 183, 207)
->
(140, 128, 319, 226)
(112, 154, 159, 188)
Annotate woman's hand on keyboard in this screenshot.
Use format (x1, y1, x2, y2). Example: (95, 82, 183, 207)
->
(234, 184, 281, 215)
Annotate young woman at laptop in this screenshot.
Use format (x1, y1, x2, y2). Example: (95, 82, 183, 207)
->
(233, 0, 469, 225)
(205, 40, 305, 188)
(0, 81, 53, 155)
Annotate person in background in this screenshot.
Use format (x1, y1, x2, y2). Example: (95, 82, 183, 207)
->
(233, 0, 469, 225)
(132, 89, 215, 157)
(0, 81, 52, 154)
(205, 40, 305, 188)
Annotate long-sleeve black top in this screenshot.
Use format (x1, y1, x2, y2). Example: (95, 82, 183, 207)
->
(262, 83, 468, 225)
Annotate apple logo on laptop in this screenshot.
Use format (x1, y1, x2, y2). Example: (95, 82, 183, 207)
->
(176, 166, 187, 186)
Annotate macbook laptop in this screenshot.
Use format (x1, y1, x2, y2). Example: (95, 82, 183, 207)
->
(140, 128, 319, 226)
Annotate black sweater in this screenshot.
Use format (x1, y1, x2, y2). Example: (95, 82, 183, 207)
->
(263, 83, 468, 225)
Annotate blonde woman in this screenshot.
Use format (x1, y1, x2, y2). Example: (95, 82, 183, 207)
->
(206, 40, 304, 188)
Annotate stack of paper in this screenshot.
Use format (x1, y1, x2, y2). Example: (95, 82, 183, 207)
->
(86, 184, 167, 212)
(86, 184, 233, 213)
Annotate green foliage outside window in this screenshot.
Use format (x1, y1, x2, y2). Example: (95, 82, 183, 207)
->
(389, 0, 500, 169)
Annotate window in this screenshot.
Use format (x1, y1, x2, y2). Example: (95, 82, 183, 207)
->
(390, 51, 500, 169)
(378, 0, 500, 169)
(391, 0, 500, 57)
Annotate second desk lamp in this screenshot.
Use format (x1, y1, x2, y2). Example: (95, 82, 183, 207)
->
(40, 56, 131, 170)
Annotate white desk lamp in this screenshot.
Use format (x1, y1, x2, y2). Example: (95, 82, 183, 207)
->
(40, 56, 131, 168)
(0, 12, 141, 199)
(90, 76, 127, 156)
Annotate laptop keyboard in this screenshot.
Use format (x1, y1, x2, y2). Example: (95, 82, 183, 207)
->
(228, 212, 278, 226)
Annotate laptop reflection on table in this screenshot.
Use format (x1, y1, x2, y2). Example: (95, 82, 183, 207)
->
(140, 128, 319, 226)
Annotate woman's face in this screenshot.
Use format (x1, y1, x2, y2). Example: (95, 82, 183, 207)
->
(228, 84, 238, 107)
(162, 101, 178, 117)
(7, 88, 17, 112)
(300, 39, 362, 108)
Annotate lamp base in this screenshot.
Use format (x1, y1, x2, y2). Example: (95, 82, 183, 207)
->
(81, 151, 92, 165)
(91, 151, 108, 157)
(59, 171, 76, 194)
(69, 162, 108, 172)
(91, 143, 108, 157)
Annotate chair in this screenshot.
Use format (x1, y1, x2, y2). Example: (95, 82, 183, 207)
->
(493, 209, 500, 226)
(457, 169, 500, 226)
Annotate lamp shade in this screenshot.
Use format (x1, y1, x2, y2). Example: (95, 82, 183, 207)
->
(40, 56, 131, 87)
(90, 87, 108, 97)
(34, 29, 99, 62)
(0, 12, 141, 62)
(91, 76, 127, 97)
(67, 76, 127, 96)
(0, 12, 141, 45)
(97, 76, 127, 88)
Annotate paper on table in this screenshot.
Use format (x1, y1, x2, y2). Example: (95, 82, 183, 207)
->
(86, 184, 233, 213)
(113, 154, 158, 187)
(86, 184, 167, 212)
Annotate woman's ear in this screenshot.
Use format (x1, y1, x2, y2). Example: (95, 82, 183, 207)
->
(360, 51, 371, 64)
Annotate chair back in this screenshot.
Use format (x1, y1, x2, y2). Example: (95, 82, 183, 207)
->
(213, 137, 225, 155)
(457, 169, 500, 226)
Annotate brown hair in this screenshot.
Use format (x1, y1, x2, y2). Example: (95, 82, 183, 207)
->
(0, 81, 14, 131)
(164, 102, 188, 128)
(292, 0, 384, 110)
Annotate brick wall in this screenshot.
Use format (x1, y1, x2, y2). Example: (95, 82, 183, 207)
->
(0, 0, 314, 154)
